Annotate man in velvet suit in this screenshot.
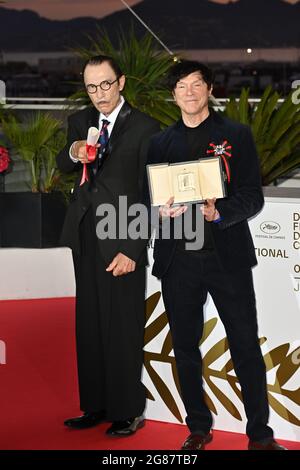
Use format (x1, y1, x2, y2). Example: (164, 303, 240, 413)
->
(146, 60, 286, 450)
(57, 55, 160, 436)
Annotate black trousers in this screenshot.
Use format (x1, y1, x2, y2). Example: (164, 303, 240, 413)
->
(161, 249, 273, 441)
(72, 207, 146, 421)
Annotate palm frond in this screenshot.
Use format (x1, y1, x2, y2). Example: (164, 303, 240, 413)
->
(1, 112, 63, 192)
(223, 87, 300, 184)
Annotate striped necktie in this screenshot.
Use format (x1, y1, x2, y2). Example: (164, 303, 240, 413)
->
(93, 119, 110, 173)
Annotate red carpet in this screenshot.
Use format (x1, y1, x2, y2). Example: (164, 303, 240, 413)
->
(0, 298, 299, 451)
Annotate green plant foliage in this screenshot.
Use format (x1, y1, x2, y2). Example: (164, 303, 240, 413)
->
(72, 27, 181, 127)
(1, 112, 69, 193)
(224, 86, 300, 185)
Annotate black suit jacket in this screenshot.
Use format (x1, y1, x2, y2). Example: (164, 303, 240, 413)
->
(57, 101, 160, 266)
(146, 111, 264, 278)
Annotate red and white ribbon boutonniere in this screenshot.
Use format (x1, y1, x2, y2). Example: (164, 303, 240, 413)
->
(207, 140, 232, 183)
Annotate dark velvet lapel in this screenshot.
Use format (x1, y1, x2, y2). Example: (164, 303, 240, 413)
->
(208, 110, 228, 146)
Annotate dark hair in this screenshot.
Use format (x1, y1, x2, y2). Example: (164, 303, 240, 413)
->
(82, 55, 123, 79)
(167, 60, 214, 91)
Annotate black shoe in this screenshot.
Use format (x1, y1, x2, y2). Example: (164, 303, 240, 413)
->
(64, 411, 106, 429)
(106, 416, 145, 436)
(248, 438, 288, 450)
(181, 432, 213, 450)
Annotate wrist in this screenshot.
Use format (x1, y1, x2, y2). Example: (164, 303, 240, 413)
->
(212, 209, 222, 223)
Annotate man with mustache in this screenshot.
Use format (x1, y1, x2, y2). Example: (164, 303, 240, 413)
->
(57, 55, 160, 436)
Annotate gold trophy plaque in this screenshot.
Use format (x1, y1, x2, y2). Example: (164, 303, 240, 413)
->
(147, 157, 227, 206)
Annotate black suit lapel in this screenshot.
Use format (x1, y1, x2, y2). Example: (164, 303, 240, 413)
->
(93, 101, 132, 178)
(85, 101, 132, 153)
(208, 109, 227, 145)
(107, 101, 132, 155)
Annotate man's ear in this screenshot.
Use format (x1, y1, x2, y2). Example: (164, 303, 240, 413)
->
(119, 75, 126, 91)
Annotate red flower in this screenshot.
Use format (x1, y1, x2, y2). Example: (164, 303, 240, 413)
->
(0, 146, 10, 173)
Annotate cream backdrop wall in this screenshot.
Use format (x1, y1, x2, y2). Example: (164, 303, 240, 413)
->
(143, 194, 300, 441)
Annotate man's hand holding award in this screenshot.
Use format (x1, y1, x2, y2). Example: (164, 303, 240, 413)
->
(78, 127, 100, 186)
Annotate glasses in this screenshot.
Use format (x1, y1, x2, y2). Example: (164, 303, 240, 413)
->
(86, 78, 119, 94)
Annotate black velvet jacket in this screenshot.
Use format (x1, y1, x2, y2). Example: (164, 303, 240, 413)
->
(145, 111, 264, 278)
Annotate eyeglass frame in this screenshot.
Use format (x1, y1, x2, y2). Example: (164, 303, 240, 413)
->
(85, 77, 119, 94)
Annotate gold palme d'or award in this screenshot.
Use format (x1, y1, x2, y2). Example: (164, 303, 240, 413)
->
(147, 157, 227, 206)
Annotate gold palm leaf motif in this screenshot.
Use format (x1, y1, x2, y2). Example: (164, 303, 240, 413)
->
(265, 345, 300, 426)
(144, 292, 300, 426)
(144, 292, 183, 421)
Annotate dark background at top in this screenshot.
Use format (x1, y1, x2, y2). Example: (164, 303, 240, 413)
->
(0, 0, 299, 52)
